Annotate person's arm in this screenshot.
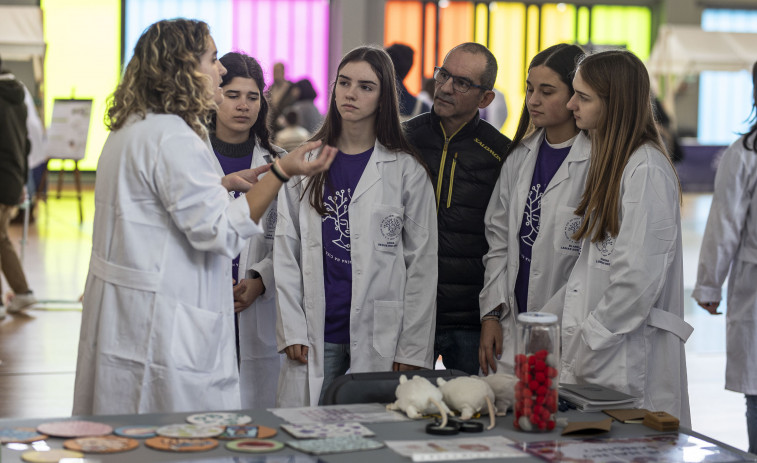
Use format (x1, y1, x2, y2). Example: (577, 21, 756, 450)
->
(245, 141, 336, 223)
(393, 162, 438, 370)
(693, 141, 755, 314)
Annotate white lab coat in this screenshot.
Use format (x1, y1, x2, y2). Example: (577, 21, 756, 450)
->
(209, 139, 285, 409)
(274, 141, 438, 407)
(693, 134, 757, 395)
(480, 130, 590, 374)
(73, 113, 261, 415)
(559, 143, 692, 426)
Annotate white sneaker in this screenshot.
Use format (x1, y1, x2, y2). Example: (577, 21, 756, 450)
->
(0, 305, 6, 320)
(8, 292, 36, 314)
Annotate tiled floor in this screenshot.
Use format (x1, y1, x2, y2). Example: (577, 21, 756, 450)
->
(0, 189, 749, 451)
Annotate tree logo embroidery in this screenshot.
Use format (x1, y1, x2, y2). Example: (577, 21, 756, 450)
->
(563, 217, 582, 242)
(265, 207, 277, 240)
(380, 215, 403, 242)
(595, 233, 615, 257)
(521, 184, 544, 247)
(324, 188, 351, 251)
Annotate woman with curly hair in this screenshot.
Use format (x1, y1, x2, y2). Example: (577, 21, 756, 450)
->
(72, 19, 335, 415)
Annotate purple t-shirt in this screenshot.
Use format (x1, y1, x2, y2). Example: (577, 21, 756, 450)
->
(514, 137, 573, 313)
(212, 137, 254, 283)
(322, 147, 374, 344)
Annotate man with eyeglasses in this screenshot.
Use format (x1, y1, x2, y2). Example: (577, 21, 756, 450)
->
(404, 42, 510, 375)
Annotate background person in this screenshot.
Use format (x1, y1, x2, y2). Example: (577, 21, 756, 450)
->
(478, 44, 588, 375)
(563, 49, 691, 425)
(73, 19, 335, 415)
(404, 42, 510, 375)
(210, 51, 285, 410)
(693, 61, 757, 454)
(275, 46, 437, 407)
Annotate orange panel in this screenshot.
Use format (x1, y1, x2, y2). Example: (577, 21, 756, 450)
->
(438, 2, 475, 67)
(385, 1, 424, 94)
(423, 2, 437, 86)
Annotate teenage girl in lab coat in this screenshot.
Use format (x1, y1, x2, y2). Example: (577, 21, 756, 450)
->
(693, 61, 757, 452)
(562, 49, 692, 425)
(209, 52, 284, 409)
(73, 19, 335, 415)
(275, 46, 438, 407)
(479, 44, 590, 376)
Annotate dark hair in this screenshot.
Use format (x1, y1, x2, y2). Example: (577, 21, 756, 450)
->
(304, 45, 422, 215)
(211, 52, 276, 156)
(446, 42, 498, 90)
(743, 60, 757, 152)
(294, 79, 317, 101)
(385, 43, 414, 80)
(284, 110, 299, 126)
(507, 43, 584, 156)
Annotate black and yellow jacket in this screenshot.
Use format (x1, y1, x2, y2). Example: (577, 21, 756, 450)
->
(404, 109, 510, 331)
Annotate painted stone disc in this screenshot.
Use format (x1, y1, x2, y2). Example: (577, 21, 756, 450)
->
(145, 436, 218, 452)
(156, 423, 224, 438)
(218, 425, 277, 440)
(0, 427, 48, 444)
(21, 449, 83, 462)
(226, 438, 284, 453)
(113, 425, 158, 438)
(186, 412, 252, 426)
(36, 420, 113, 438)
(64, 435, 139, 453)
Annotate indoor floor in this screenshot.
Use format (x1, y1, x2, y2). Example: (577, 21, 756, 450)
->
(0, 187, 748, 452)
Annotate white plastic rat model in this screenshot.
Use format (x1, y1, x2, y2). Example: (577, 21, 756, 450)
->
(386, 375, 451, 427)
(480, 373, 518, 416)
(437, 376, 496, 430)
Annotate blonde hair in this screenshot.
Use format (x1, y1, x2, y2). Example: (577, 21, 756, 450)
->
(572, 49, 676, 243)
(106, 18, 216, 138)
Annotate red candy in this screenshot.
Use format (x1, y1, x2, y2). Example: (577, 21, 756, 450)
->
(514, 350, 559, 432)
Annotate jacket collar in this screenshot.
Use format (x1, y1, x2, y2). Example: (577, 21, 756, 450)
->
(429, 106, 481, 140)
(352, 140, 395, 201)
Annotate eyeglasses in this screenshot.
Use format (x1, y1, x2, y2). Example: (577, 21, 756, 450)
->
(433, 66, 489, 93)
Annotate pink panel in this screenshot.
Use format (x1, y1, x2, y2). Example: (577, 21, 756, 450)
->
(231, 0, 329, 112)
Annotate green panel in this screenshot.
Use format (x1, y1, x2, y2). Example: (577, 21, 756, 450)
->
(591, 6, 651, 60)
(41, 0, 122, 171)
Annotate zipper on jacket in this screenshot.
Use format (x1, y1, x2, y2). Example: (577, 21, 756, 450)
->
(436, 122, 465, 213)
(447, 153, 457, 208)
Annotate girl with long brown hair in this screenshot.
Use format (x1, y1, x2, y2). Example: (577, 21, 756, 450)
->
(275, 46, 437, 407)
(562, 49, 691, 424)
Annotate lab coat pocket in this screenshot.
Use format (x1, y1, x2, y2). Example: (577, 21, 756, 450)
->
(554, 206, 582, 255)
(171, 302, 223, 373)
(372, 300, 403, 358)
(644, 220, 676, 256)
(372, 205, 404, 252)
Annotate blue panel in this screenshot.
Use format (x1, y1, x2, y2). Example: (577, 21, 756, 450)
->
(698, 9, 757, 145)
(124, 0, 233, 67)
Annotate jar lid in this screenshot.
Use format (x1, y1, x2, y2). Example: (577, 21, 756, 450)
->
(517, 312, 558, 324)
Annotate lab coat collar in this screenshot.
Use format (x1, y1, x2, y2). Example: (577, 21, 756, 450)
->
(351, 141, 397, 202)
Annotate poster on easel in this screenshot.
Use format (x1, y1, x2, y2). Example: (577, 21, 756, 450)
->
(45, 99, 92, 161)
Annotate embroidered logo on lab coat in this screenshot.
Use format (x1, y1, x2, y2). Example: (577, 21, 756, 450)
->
(378, 214, 402, 248)
(265, 208, 277, 240)
(593, 234, 615, 268)
(561, 216, 582, 253)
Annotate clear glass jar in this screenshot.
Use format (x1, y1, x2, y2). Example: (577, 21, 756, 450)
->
(514, 312, 560, 432)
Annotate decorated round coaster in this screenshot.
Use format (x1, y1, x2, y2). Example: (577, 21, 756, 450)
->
(218, 425, 277, 440)
(21, 449, 83, 462)
(145, 436, 218, 452)
(37, 420, 113, 438)
(114, 425, 158, 438)
(0, 427, 48, 444)
(64, 435, 139, 453)
(226, 439, 284, 453)
(186, 412, 252, 426)
(156, 423, 224, 438)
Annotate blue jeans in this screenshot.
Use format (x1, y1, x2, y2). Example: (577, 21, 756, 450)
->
(319, 342, 350, 405)
(747, 395, 757, 454)
(434, 329, 480, 375)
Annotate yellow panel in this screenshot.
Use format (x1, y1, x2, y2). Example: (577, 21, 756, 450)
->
(526, 5, 540, 70)
(489, 2, 526, 138)
(577, 6, 590, 44)
(540, 4, 576, 49)
(475, 3, 488, 45)
(385, 1, 425, 95)
(41, 0, 121, 172)
(591, 6, 652, 60)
